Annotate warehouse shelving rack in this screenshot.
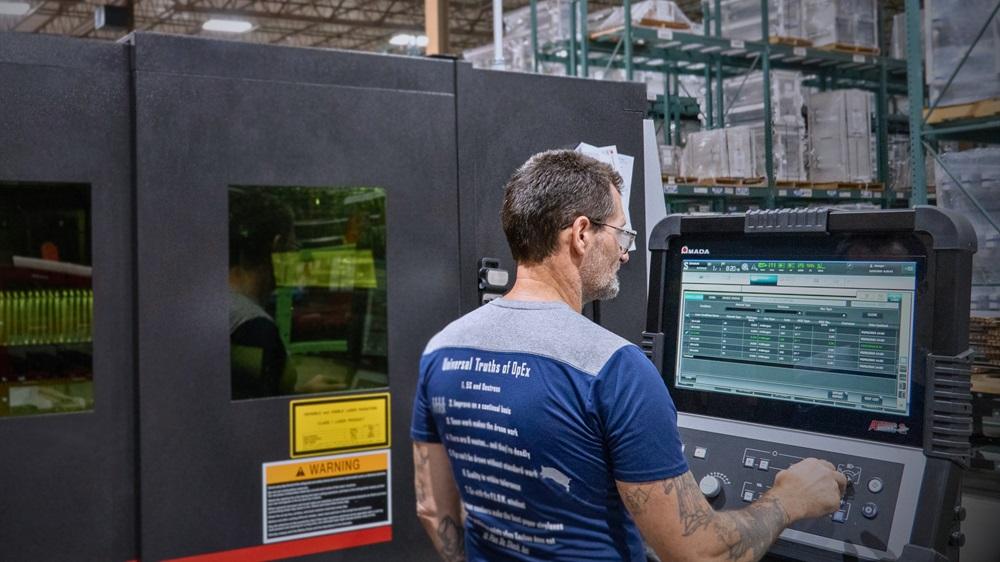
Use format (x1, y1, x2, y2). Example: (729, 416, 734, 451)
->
(905, 0, 1000, 219)
(528, 0, 909, 210)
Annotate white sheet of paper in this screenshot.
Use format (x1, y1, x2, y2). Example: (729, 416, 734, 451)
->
(575, 142, 636, 251)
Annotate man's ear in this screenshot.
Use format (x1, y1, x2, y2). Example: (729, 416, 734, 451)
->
(569, 215, 592, 256)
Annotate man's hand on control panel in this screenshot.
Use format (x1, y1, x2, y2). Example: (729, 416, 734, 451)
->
(773, 458, 848, 521)
(617, 458, 847, 562)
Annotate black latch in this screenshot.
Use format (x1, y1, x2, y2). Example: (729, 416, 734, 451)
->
(641, 331, 665, 374)
(744, 208, 830, 233)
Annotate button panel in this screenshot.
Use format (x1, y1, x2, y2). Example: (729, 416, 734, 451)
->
(678, 426, 904, 555)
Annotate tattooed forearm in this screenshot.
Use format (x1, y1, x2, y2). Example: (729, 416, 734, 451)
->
(713, 495, 787, 561)
(622, 485, 653, 515)
(437, 515, 465, 562)
(676, 472, 714, 536)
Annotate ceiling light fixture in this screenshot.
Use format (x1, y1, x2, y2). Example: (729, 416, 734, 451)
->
(0, 2, 32, 16)
(202, 18, 253, 33)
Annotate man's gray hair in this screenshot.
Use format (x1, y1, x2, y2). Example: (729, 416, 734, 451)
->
(500, 149, 623, 264)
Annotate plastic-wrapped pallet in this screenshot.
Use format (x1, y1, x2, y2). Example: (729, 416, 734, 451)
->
(723, 70, 805, 127)
(750, 124, 807, 181)
(726, 126, 755, 177)
(716, 0, 807, 43)
(890, 12, 923, 61)
(681, 129, 729, 178)
(925, 0, 1000, 108)
(934, 148, 1000, 287)
(803, 0, 878, 51)
(659, 144, 682, 176)
(807, 89, 873, 182)
(591, 0, 696, 34)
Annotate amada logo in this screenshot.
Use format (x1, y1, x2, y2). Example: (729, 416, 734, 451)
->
(868, 420, 909, 435)
(680, 246, 710, 255)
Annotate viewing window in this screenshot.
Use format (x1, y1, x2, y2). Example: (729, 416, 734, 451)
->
(0, 183, 93, 418)
(229, 186, 388, 400)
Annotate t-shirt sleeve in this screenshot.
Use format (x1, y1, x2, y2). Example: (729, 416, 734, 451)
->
(592, 345, 689, 482)
(410, 352, 441, 443)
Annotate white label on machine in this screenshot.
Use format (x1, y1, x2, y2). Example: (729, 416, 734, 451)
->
(853, 54, 866, 63)
(261, 450, 392, 544)
(730, 39, 745, 49)
(793, 47, 807, 57)
(657, 29, 674, 40)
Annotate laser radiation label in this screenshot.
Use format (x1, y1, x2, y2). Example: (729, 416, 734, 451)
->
(290, 392, 390, 458)
(262, 450, 392, 544)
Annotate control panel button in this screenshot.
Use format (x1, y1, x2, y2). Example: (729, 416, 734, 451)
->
(699, 475, 722, 498)
(832, 510, 847, 523)
(758, 459, 770, 471)
(867, 477, 884, 494)
(861, 502, 878, 519)
(742, 490, 755, 503)
(693, 447, 707, 459)
(744, 457, 756, 468)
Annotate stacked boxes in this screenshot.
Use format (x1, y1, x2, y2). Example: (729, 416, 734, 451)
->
(680, 124, 805, 180)
(591, 0, 695, 34)
(807, 89, 873, 182)
(717, 0, 807, 42)
(934, 148, 1000, 289)
(681, 129, 730, 177)
(723, 70, 805, 127)
(750, 123, 807, 181)
(803, 0, 878, 51)
(925, 0, 1000, 108)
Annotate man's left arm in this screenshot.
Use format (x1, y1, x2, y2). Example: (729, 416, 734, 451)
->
(413, 441, 465, 562)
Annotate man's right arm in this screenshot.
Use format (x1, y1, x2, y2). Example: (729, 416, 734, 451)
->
(617, 457, 847, 562)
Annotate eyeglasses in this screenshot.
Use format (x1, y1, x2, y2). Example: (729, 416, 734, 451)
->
(590, 220, 637, 253)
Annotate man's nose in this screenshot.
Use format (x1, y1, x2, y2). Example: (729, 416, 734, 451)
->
(619, 251, 630, 264)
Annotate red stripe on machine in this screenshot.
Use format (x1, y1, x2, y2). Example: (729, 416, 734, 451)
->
(163, 525, 392, 562)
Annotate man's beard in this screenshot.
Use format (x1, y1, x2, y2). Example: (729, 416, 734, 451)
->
(581, 249, 621, 303)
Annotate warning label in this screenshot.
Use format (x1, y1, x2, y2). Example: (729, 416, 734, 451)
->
(262, 450, 392, 543)
(290, 393, 390, 458)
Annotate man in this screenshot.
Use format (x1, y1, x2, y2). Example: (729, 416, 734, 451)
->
(411, 150, 846, 561)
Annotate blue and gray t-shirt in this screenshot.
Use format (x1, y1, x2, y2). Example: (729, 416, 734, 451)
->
(411, 299, 688, 561)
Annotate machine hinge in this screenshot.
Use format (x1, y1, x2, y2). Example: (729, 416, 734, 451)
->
(924, 351, 974, 468)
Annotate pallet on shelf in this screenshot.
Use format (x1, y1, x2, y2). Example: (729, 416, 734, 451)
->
(815, 43, 880, 56)
(662, 175, 698, 184)
(769, 36, 812, 47)
(925, 97, 1000, 125)
(590, 18, 690, 40)
(696, 176, 765, 186)
(775, 180, 813, 188)
(811, 181, 884, 191)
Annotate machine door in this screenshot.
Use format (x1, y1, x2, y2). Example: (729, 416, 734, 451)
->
(133, 33, 456, 561)
(0, 33, 136, 561)
(455, 63, 648, 341)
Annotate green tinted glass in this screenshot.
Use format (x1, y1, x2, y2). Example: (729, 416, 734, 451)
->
(229, 186, 388, 399)
(0, 183, 94, 417)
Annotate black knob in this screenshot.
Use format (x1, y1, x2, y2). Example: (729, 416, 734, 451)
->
(954, 505, 966, 522)
(948, 531, 965, 547)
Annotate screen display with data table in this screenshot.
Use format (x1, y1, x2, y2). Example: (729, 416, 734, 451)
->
(674, 260, 916, 416)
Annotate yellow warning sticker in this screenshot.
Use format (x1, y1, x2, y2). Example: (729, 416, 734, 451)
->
(290, 392, 390, 458)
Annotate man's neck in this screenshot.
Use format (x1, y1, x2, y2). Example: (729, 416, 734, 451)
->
(504, 258, 584, 313)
